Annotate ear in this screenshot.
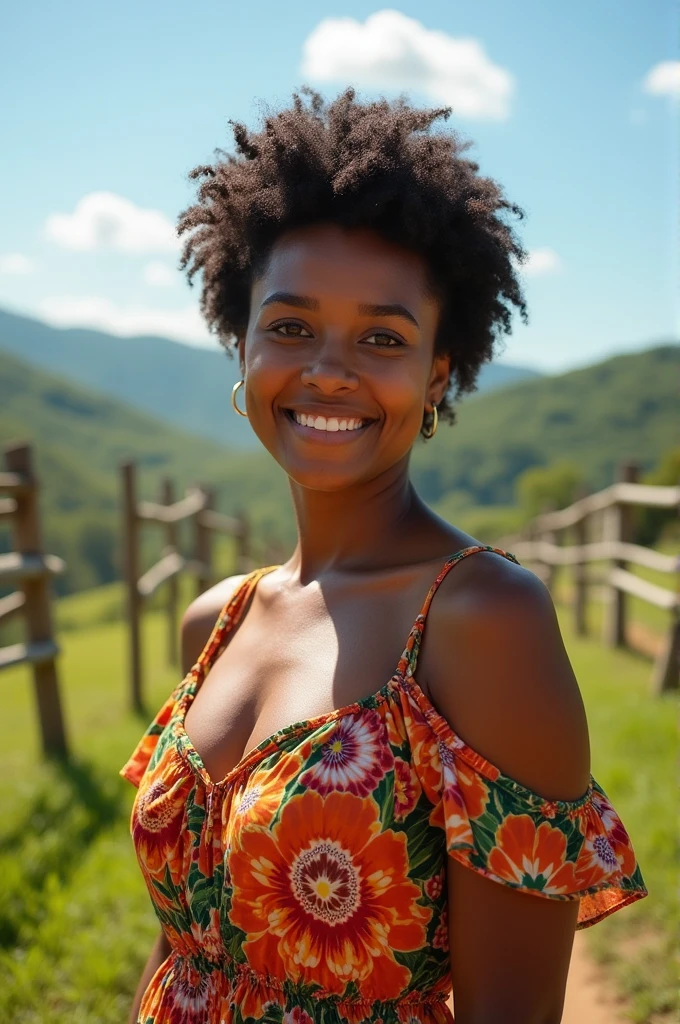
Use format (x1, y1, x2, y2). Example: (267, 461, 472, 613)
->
(428, 353, 451, 408)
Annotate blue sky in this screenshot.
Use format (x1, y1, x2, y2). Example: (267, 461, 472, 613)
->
(0, 0, 677, 372)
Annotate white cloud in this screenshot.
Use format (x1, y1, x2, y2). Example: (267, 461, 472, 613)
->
(0, 253, 35, 274)
(643, 60, 680, 98)
(143, 261, 179, 288)
(522, 249, 562, 277)
(45, 192, 180, 253)
(38, 296, 217, 347)
(301, 10, 513, 119)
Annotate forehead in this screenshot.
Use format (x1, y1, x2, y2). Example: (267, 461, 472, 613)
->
(252, 223, 436, 310)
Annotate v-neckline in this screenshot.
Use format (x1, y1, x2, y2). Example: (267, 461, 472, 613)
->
(174, 546, 513, 789)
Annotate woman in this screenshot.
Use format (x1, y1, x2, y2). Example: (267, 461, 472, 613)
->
(121, 89, 646, 1024)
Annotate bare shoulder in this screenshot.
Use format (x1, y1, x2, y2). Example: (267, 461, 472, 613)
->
(180, 574, 249, 674)
(425, 550, 591, 802)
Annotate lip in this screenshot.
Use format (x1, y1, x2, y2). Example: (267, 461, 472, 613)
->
(281, 407, 376, 443)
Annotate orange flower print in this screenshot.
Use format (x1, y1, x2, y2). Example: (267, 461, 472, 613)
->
(401, 698, 441, 805)
(393, 758, 421, 821)
(488, 814, 581, 894)
(189, 907, 224, 965)
(438, 748, 491, 850)
(228, 790, 431, 1003)
(132, 752, 194, 885)
(452, 757, 490, 820)
(385, 702, 407, 749)
(336, 995, 375, 1024)
(300, 710, 394, 797)
(229, 750, 303, 836)
(230, 962, 284, 1022)
(139, 953, 227, 1024)
(590, 789, 637, 876)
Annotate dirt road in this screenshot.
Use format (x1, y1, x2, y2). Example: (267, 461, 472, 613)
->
(562, 931, 628, 1023)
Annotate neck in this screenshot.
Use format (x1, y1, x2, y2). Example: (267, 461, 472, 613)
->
(284, 459, 434, 583)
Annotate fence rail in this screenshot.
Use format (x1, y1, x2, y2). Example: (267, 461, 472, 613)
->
(0, 441, 68, 756)
(121, 461, 253, 712)
(499, 462, 679, 694)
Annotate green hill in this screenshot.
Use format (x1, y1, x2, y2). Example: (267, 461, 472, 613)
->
(412, 343, 679, 506)
(0, 307, 541, 450)
(0, 349, 288, 593)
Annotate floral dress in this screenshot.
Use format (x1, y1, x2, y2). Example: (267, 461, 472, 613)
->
(121, 545, 647, 1024)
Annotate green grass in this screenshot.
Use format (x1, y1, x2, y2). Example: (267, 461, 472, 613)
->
(0, 582, 677, 1022)
(552, 606, 678, 1021)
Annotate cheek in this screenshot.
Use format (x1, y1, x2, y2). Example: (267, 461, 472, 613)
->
(374, 361, 429, 427)
(243, 340, 291, 408)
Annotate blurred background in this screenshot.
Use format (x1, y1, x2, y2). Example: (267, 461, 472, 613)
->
(0, 1, 677, 1021)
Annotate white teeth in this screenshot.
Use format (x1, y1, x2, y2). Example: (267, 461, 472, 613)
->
(292, 411, 365, 432)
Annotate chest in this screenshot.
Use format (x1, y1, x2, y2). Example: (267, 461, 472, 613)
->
(183, 579, 433, 784)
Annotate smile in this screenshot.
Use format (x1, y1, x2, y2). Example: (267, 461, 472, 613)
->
(283, 408, 374, 440)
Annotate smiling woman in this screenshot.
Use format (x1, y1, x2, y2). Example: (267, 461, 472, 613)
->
(121, 89, 646, 1024)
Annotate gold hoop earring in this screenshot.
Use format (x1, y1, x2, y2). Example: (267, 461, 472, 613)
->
(422, 402, 438, 439)
(231, 379, 248, 418)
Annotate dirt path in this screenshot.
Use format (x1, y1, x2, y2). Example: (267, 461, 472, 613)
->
(562, 931, 628, 1023)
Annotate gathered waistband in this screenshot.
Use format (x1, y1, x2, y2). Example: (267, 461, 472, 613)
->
(167, 947, 451, 1009)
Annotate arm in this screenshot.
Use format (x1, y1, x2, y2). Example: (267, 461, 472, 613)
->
(427, 559, 591, 1023)
(127, 930, 172, 1024)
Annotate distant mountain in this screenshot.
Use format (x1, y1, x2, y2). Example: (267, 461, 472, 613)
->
(412, 343, 679, 505)
(0, 348, 288, 594)
(0, 307, 541, 449)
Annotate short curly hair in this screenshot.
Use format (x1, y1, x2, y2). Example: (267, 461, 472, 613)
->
(178, 87, 528, 434)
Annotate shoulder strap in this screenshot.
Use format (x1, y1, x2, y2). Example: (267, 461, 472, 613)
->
(194, 564, 280, 679)
(397, 545, 520, 680)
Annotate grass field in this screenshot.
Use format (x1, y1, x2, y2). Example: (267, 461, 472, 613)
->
(0, 576, 677, 1023)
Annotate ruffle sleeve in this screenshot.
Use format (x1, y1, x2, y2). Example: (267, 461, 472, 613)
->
(397, 678, 648, 929)
(119, 689, 180, 788)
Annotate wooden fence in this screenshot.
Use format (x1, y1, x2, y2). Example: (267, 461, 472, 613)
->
(499, 462, 679, 693)
(121, 460, 253, 712)
(0, 441, 68, 755)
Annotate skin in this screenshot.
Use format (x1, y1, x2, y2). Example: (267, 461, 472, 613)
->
(130, 224, 591, 1024)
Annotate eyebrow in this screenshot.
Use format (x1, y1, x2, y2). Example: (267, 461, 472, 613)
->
(260, 292, 420, 329)
(260, 292, 320, 312)
(357, 302, 419, 328)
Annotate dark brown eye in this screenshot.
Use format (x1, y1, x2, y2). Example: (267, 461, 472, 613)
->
(275, 322, 311, 338)
(364, 333, 402, 347)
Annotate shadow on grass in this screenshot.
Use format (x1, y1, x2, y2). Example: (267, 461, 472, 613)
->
(0, 756, 126, 948)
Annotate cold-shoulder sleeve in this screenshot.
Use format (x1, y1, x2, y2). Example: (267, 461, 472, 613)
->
(119, 687, 181, 788)
(397, 678, 648, 929)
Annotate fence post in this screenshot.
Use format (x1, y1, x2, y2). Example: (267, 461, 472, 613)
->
(573, 486, 589, 636)
(5, 442, 68, 757)
(541, 500, 558, 592)
(651, 611, 680, 694)
(194, 487, 214, 596)
(603, 462, 639, 649)
(160, 478, 178, 667)
(121, 461, 143, 712)
(235, 508, 251, 573)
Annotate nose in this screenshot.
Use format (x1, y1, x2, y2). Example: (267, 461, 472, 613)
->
(300, 341, 359, 395)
